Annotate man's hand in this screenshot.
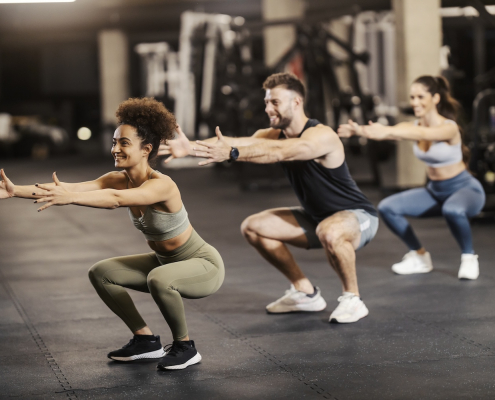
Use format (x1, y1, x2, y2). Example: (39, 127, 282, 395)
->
(337, 120, 363, 138)
(34, 172, 73, 212)
(0, 169, 15, 199)
(158, 125, 192, 164)
(194, 126, 232, 166)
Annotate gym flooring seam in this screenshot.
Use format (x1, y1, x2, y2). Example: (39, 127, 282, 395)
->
(189, 302, 340, 400)
(0, 269, 79, 399)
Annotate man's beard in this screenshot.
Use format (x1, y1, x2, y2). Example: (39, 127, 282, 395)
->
(269, 113, 293, 130)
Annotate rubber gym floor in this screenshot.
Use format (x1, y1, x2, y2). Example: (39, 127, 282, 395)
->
(1, 154, 494, 400)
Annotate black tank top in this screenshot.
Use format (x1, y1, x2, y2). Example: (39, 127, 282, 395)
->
(279, 119, 377, 222)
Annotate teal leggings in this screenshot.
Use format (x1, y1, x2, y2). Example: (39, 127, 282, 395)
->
(88, 230, 224, 340)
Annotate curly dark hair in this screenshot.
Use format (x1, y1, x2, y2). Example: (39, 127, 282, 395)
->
(116, 97, 176, 162)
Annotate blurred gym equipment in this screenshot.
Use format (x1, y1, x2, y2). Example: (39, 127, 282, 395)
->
(0, 113, 70, 160)
(140, 7, 395, 186)
(469, 89, 495, 216)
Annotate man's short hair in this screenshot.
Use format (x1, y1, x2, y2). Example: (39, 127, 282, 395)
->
(262, 72, 306, 100)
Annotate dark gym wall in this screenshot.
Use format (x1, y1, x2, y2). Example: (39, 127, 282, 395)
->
(443, 17, 495, 120)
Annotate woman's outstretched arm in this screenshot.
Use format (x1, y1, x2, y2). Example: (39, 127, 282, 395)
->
(338, 119, 458, 142)
(33, 172, 176, 212)
(1, 169, 124, 200)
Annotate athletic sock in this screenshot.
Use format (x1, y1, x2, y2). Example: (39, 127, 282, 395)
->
(306, 286, 318, 298)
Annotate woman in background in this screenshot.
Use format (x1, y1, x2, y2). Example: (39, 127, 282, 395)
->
(338, 76, 485, 280)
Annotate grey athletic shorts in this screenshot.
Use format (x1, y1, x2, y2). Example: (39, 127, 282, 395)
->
(290, 207, 379, 250)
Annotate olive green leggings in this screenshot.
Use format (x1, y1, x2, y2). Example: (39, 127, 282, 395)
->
(88, 230, 224, 340)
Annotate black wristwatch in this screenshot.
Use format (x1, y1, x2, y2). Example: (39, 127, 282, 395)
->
(228, 146, 239, 162)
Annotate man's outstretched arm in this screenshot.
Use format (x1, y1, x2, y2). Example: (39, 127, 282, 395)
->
(194, 126, 338, 165)
(158, 125, 278, 164)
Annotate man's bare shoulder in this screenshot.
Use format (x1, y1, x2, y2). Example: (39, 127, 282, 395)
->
(253, 127, 281, 140)
(301, 124, 344, 163)
(301, 124, 339, 140)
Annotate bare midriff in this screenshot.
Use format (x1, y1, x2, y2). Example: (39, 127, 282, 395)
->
(427, 160, 466, 181)
(146, 224, 194, 253)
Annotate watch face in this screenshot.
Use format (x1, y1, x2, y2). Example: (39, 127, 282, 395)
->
(231, 147, 239, 160)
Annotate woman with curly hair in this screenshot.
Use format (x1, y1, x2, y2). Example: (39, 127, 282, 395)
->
(0, 97, 224, 370)
(338, 76, 485, 280)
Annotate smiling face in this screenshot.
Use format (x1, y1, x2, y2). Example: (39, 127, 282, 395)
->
(410, 83, 440, 118)
(264, 86, 300, 129)
(111, 124, 151, 168)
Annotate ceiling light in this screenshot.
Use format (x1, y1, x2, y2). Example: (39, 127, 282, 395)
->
(77, 127, 91, 141)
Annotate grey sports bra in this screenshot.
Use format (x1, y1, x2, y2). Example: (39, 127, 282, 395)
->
(127, 170, 190, 241)
(412, 119, 462, 168)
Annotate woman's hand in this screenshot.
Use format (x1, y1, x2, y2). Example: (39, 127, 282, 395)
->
(337, 120, 364, 138)
(158, 125, 192, 164)
(362, 121, 390, 140)
(0, 169, 15, 199)
(34, 172, 73, 212)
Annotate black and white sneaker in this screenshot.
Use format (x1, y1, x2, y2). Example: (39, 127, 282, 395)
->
(156, 340, 202, 370)
(107, 335, 166, 361)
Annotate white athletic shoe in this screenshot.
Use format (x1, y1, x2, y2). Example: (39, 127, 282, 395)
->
(266, 285, 327, 313)
(458, 254, 479, 280)
(329, 292, 369, 323)
(391, 251, 433, 275)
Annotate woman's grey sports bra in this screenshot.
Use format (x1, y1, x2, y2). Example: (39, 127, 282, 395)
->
(412, 119, 462, 168)
(127, 171, 190, 241)
(129, 205, 190, 242)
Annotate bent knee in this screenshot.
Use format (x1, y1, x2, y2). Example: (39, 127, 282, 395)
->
(240, 216, 251, 237)
(88, 260, 111, 282)
(240, 214, 264, 239)
(147, 270, 173, 292)
(377, 199, 396, 217)
(316, 226, 345, 249)
(442, 205, 466, 219)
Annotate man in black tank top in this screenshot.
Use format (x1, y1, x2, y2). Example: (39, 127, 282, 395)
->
(162, 73, 379, 324)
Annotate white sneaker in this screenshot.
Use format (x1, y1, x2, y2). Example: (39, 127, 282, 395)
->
(266, 285, 327, 313)
(391, 251, 433, 275)
(329, 292, 369, 323)
(458, 254, 479, 280)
